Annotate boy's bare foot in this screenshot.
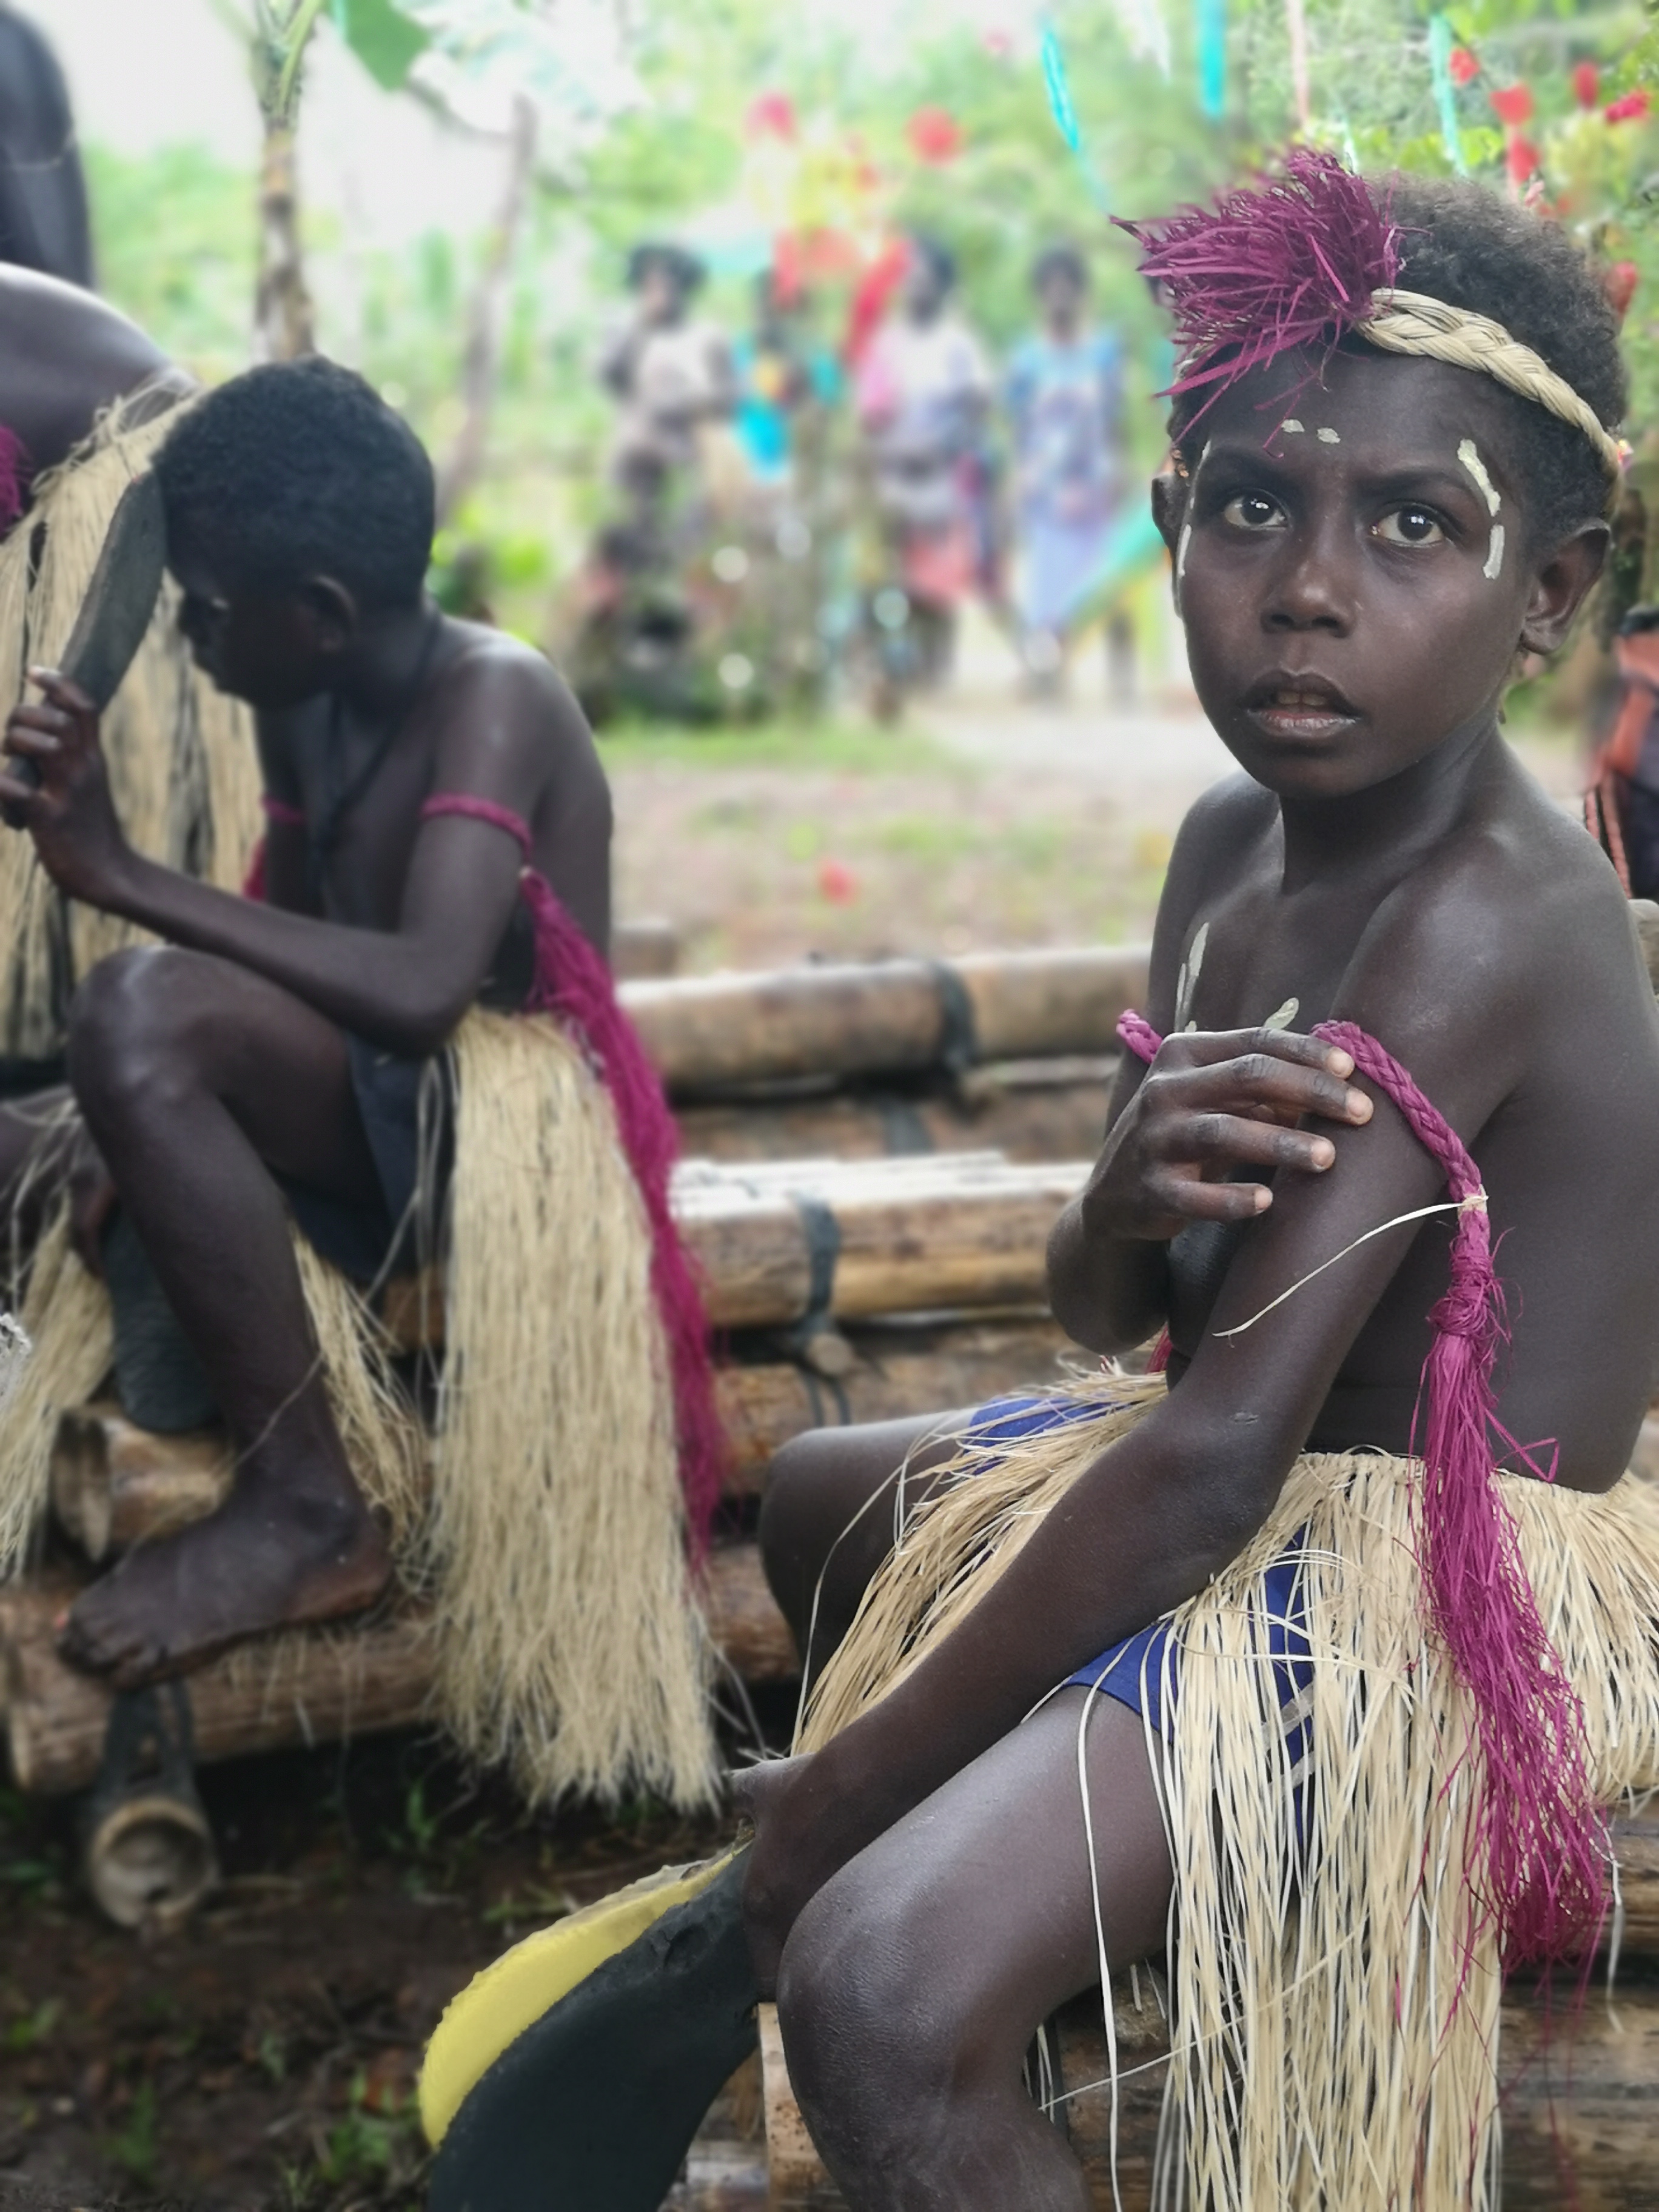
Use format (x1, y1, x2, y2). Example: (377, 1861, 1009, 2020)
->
(58, 1472, 392, 1687)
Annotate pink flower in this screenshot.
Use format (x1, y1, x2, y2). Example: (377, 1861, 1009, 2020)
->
(1489, 82, 1534, 127)
(1505, 132, 1541, 185)
(906, 107, 964, 163)
(817, 858, 857, 904)
(1572, 61, 1600, 110)
(745, 91, 797, 142)
(1448, 46, 1480, 87)
(1606, 260, 1640, 320)
(1606, 90, 1652, 125)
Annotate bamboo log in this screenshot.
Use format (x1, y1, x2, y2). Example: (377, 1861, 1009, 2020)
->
(0, 1541, 794, 1797)
(612, 917, 682, 982)
(674, 1158, 1088, 1330)
(51, 1319, 1076, 1552)
(763, 1909, 1659, 2211)
(623, 947, 1148, 1095)
(675, 1061, 1115, 1167)
(377, 1156, 1084, 1347)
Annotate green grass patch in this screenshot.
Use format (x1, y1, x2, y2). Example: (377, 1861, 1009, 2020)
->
(597, 717, 960, 776)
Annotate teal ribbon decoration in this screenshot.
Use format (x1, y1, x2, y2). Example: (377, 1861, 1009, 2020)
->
(1429, 13, 1469, 177)
(1195, 0, 1226, 118)
(1039, 18, 1112, 211)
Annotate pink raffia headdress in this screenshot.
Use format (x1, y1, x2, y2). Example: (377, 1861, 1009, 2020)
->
(1118, 1009, 1606, 1970)
(1116, 149, 1401, 402)
(1115, 149, 1623, 484)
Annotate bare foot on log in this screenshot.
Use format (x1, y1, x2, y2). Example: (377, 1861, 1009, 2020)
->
(58, 1470, 392, 1688)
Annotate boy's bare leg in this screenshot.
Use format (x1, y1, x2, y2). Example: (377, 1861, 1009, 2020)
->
(777, 1687, 1172, 2212)
(760, 1413, 976, 1684)
(58, 945, 393, 1684)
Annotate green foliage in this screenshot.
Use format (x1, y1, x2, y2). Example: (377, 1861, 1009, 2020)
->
(104, 2081, 160, 2188)
(333, 0, 431, 88)
(82, 143, 258, 387)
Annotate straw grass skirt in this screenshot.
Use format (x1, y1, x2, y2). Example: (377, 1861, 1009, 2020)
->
(3, 1009, 717, 1813)
(800, 1374, 1659, 2211)
(0, 385, 261, 1059)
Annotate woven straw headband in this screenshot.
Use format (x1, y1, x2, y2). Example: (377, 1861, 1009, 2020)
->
(1356, 286, 1623, 489)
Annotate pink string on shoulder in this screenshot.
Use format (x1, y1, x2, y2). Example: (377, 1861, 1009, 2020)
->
(243, 796, 310, 902)
(421, 792, 724, 1551)
(1116, 1008, 1604, 1968)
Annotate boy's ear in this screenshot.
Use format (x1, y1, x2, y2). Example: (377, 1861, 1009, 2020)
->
(1520, 522, 1609, 657)
(1151, 469, 1187, 555)
(296, 575, 359, 655)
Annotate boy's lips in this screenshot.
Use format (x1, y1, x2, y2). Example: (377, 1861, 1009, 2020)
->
(1242, 672, 1360, 741)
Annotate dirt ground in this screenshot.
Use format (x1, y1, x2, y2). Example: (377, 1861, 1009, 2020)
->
(0, 689, 1591, 2208)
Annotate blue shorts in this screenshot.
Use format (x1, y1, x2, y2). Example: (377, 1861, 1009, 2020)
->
(964, 1393, 1315, 1768)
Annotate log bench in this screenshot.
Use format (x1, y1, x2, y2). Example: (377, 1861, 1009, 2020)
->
(637, 946, 1147, 1168)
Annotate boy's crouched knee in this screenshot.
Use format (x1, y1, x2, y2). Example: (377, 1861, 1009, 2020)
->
(67, 946, 208, 1113)
(777, 1871, 946, 2159)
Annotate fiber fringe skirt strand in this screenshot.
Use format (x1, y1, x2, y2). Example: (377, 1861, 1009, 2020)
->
(1, 1011, 717, 1814)
(799, 1375, 1659, 2211)
(0, 383, 262, 1059)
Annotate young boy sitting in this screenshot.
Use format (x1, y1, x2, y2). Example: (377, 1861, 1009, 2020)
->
(742, 164, 1659, 2210)
(421, 163, 1659, 2208)
(0, 358, 719, 1811)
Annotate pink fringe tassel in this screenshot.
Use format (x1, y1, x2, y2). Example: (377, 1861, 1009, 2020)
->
(0, 426, 28, 536)
(1118, 1008, 1606, 1965)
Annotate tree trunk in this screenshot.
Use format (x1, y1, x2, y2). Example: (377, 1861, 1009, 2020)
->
(253, 117, 315, 362)
(435, 94, 538, 525)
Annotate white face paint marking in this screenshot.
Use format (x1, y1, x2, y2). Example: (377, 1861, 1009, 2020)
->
(1456, 438, 1501, 515)
(1176, 520, 1192, 585)
(1483, 522, 1506, 581)
(1280, 418, 1305, 435)
(1263, 997, 1299, 1032)
(1316, 427, 1340, 444)
(1173, 921, 1208, 1030)
(1173, 444, 1208, 605)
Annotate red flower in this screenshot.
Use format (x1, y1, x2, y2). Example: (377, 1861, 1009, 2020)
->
(745, 90, 797, 142)
(1506, 133, 1541, 185)
(1606, 260, 1640, 320)
(1489, 82, 1534, 127)
(1606, 90, 1652, 125)
(1448, 46, 1480, 87)
(907, 107, 964, 163)
(1572, 61, 1600, 110)
(817, 858, 857, 904)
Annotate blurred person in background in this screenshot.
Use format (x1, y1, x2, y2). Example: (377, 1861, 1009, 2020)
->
(1584, 603, 1659, 898)
(853, 233, 997, 689)
(732, 269, 839, 492)
(0, 5, 93, 288)
(600, 243, 737, 515)
(1005, 244, 1130, 701)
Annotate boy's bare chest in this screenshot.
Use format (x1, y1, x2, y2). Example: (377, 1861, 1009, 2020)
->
(284, 709, 442, 928)
(1170, 871, 1372, 1038)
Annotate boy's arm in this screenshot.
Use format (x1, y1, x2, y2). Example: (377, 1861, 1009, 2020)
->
(1047, 778, 1363, 1353)
(2, 654, 585, 1056)
(740, 877, 1535, 1983)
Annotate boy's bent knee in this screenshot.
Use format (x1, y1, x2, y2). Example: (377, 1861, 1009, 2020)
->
(67, 947, 222, 1111)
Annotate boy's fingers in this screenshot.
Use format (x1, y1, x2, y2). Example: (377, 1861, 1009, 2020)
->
(1163, 1053, 1371, 1125)
(1145, 1168, 1270, 1222)
(26, 668, 94, 715)
(1150, 1113, 1336, 1174)
(1160, 1026, 1355, 1079)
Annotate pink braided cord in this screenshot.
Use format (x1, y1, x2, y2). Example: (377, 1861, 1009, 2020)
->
(1121, 1010, 1605, 1966)
(1117, 1008, 1162, 1065)
(0, 426, 28, 537)
(243, 797, 309, 902)
(421, 793, 725, 1552)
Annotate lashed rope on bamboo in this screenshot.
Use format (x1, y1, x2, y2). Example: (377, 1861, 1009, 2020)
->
(1359, 288, 1624, 483)
(0, 383, 262, 1058)
(800, 1379, 1659, 2211)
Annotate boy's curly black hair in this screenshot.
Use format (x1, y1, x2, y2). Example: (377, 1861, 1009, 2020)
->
(1171, 175, 1626, 553)
(155, 357, 434, 610)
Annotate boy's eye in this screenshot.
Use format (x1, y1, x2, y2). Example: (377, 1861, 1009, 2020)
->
(1373, 506, 1447, 548)
(1220, 491, 1287, 532)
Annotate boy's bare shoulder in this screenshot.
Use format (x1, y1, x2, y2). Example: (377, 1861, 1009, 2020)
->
(434, 620, 605, 790)
(1346, 772, 1651, 1082)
